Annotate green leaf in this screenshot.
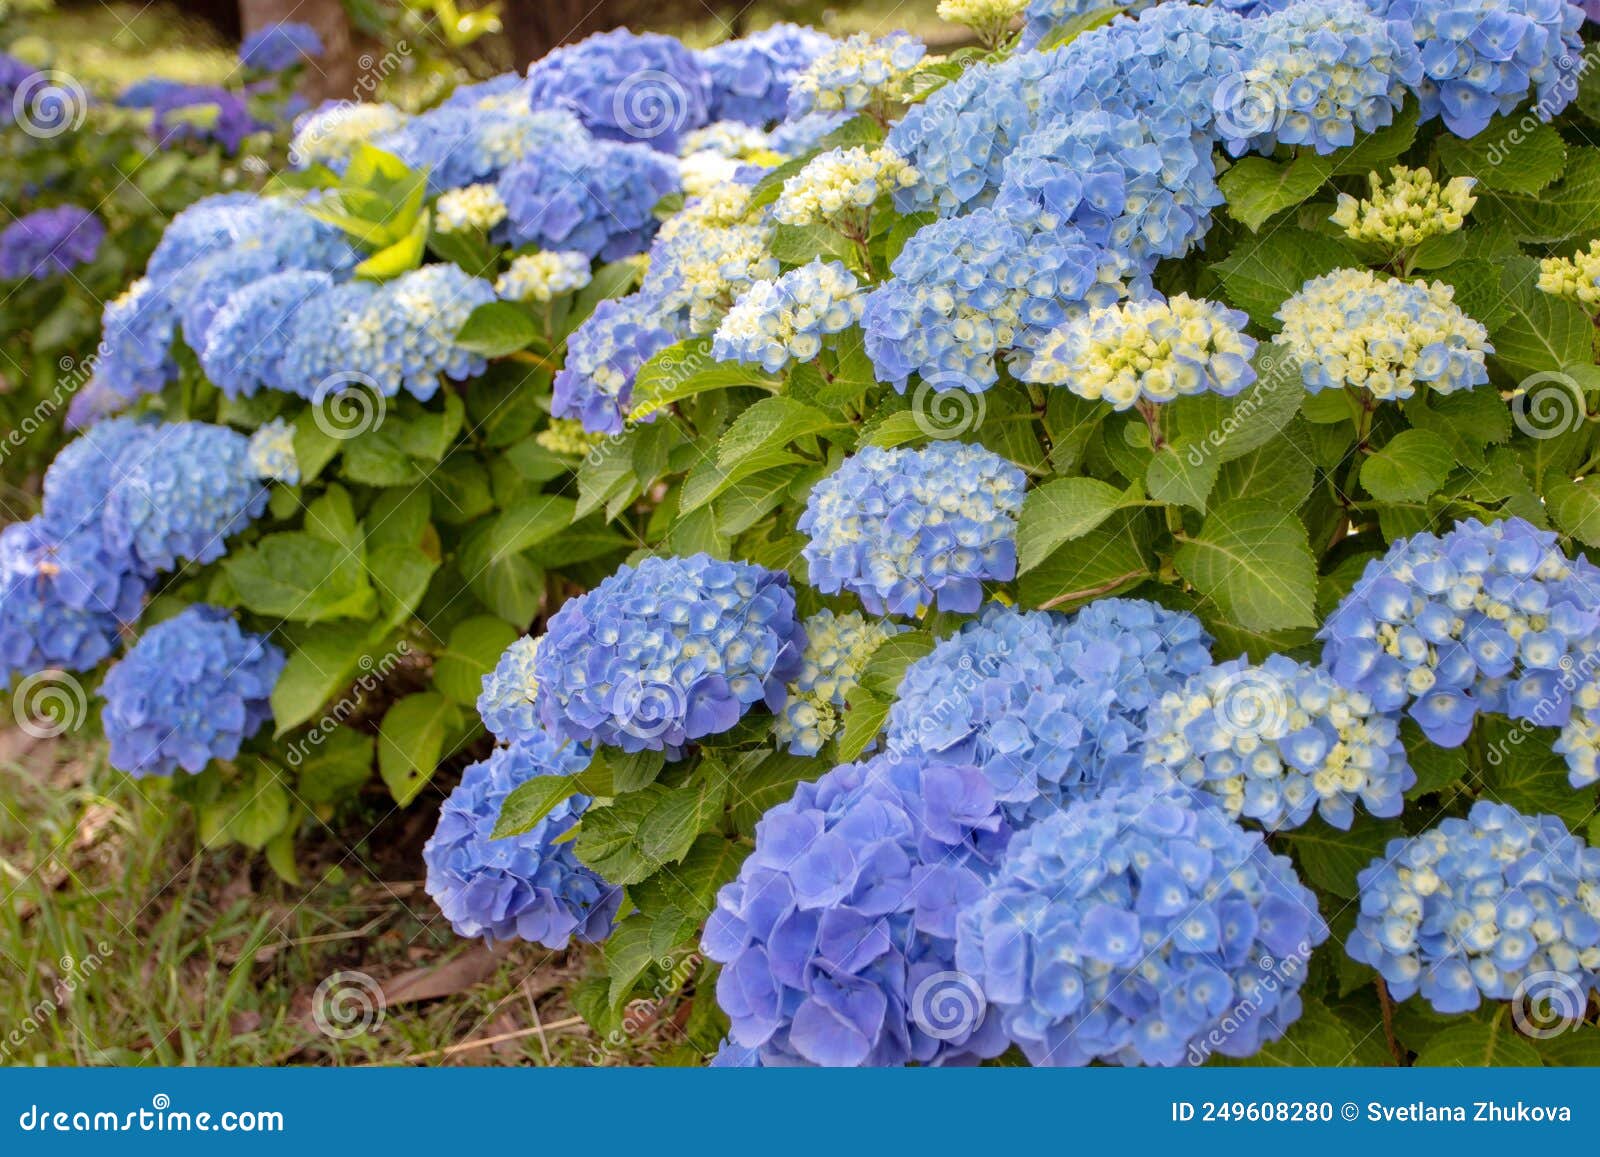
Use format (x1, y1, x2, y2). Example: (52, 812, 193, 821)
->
(1546, 478, 1600, 547)
(1283, 817, 1404, 898)
(856, 631, 936, 699)
(1174, 500, 1317, 631)
(603, 921, 656, 1010)
(1213, 228, 1356, 328)
(493, 772, 585, 838)
(1019, 508, 1153, 611)
(457, 528, 545, 624)
(634, 776, 726, 870)
(376, 692, 462, 806)
(1217, 999, 1356, 1067)
(1439, 119, 1566, 195)
(491, 495, 578, 556)
(290, 726, 375, 806)
(1491, 273, 1594, 378)
(1400, 719, 1470, 799)
(730, 754, 824, 834)
(454, 301, 542, 357)
(353, 210, 429, 280)
(1474, 148, 1600, 245)
(837, 690, 891, 762)
(1147, 446, 1219, 512)
(681, 397, 844, 513)
(1414, 1019, 1543, 1067)
(223, 532, 377, 623)
(1360, 429, 1456, 502)
(269, 623, 399, 735)
(629, 834, 745, 922)
(214, 762, 292, 851)
(631, 337, 776, 412)
(1171, 345, 1304, 463)
(1212, 426, 1316, 507)
(432, 615, 520, 705)
(1478, 717, 1590, 830)
(1016, 477, 1134, 573)
(1328, 102, 1419, 176)
(1219, 154, 1331, 232)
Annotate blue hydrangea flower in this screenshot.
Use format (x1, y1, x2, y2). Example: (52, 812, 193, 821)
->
(478, 636, 542, 747)
(247, 419, 299, 486)
(776, 610, 906, 756)
(1349, 801, 1600, 1014)
(701, 24, 838, 126)
(799, 443, 1026, 616)
(1, 53, 38, 126)
(1381, 0, 1584, 138)
(239, 21, 324, 71)
(0, 519, 148, 681)
(533, 553, 805, 753)
(424, 732, 623, 947)
(709, 1038, 761, 1066)
(957, 787, 1328, 1066)
(40, 417, 156, 540)
(276, 280, 381, 399)
(99, 605, 283, 777)
(496, 251, 593, 303)
(0, 206, 104, 279)
(786, 31, 926, 117)
(1229, 0, 1422, 155)
(341, 263, 497, 401)
(177, 245, 295, 356)
(703, 751, 1013, 1067)
(199, 270, 337, 398)
(861, 205, 1134, 392)
(497, 138, 680, 260)
(116, 77, 192, 109)
(377, 106, 581, 194)
(526, 29, 711, 152)
(553, 291, 684, 434)
(149, 84, 267, 155)
(639, 216, 779, 336)
(101, 421, 271, 572)
(768, 110, 850, 156)
(1320, 517, 1600, 748)
(887, 601, 1213, 823)
(996, 108, 1221, 273)
(712, 259, 863, 373)
(1143, 654, 1415, 831)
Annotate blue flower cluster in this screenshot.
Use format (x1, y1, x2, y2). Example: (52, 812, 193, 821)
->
(149, 84, 267, 156)
(1382, 0, 1584, 138)
(1321, 517, 1600, 748)
(339, 263, 497, 401)
(956, 787, 1328, 1066)
(0, 206, 104, 279)
(526, 29, 711, 152)
(199, 270, 336, 398)
(478, 636, 542, 748)
(786, 31, 927, 117)
(276, 280, 379, 397)
(0, 53, 36, 126)
(99, 605, 284, 777)
(702, 751, 1012, 1066)
(377, 106, 579, 194)
(497, 138, 680, 260)
(799, 442, 1027, 616)
(639, 216, 779, 336)
(701, 24, 838, 127)
(553, 291, 684, 434)
(530, 553, 805, 753)
(887, 601, 1213, 823)
(1349, 801, 1600, 1013)
(423, 732, 623, 947)
(712, 259, 863, 373)
(1230, 0, 1421, 155)
(861, 205, 1132, 391)
(776, 610, 906, 756)
(239, 21, 324, 71)
(768, 110, 850, 156)
(1143, 654, 1415, 831)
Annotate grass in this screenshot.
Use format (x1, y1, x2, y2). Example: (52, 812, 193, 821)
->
(0, 728, 691, 1066)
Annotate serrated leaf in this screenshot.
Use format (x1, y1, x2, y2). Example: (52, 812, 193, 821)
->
(1474, 148, 1600, 245)
(493, 772, 585, 838)
(857, 631, 936, 699)
(1174, 500, 1316, 631)
(223, 532, 377, 623)
(1019, 508, 1153, 611)
(1147, 446, 1220, 511)
(432, 615, 519, 705)
(680, 397, 843, 513)
(837, 690, 891, 763)
(1214, 228, 1356, 328)
(603, 921, 657, 1010)
(1439, 119, 1566, 195)
(1016, 477, 1133, 573)
(1360, 429, 1455, 502)
(1283, 817, 1404, 898)
(631, 337, 777, 411)
(1492, 274, 1594, 378)
(1546, 478, 1600, 547)
(377, 692, 462, 806)
(1219, 154, 1331, 232)
(1414, 1019, 1543, 1067)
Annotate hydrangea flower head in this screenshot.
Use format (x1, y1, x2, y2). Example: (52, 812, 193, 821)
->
(199, 270, 336, 398)
(89, 277, 178, 405)
(776, 610, 906, 755)
(496, 250, 593, 303)
(424, 732, 623, 947)
(701, 24, 838, 126)
(1, 53, 38, 126)
(1538, 241, 1600, 313)
(240, 21, 324, 71)
(533, 553, 805, 753)
(1230, 0, 1421, 155)
(799, 442, 1026, 617)
(526, 28, 711, 152)
(712, 259, 863, 373)
(1381, 0, 1584, 138)
(376, 106, 580, 193)
(478, 636, 542, 747)
(0, 206, 104, 279)
(247, 419, 300, 486)
(1320, 517, 1600, 747)
(276, 280, 381, 400)
(640, 217, 778, 335)
(290, 101, 408, 169)
(1349, 801, 1600, 1013)
(702, 751, 1012, 1066)
(435, 183, 507, 233)
(1143, 654, 1415, 831)
(1019, 294, 1255, 409)
(553, 291, 683, 434)
(497, 138, 679, 260)
(787, 31, 927, 116)
(768, 110, 850, 156)
(937, 0, 1028, 46)
(956, 787, 1328, 1065)
(41, 417, 157, 539)
(343, 263, 497, 401)
(772, 146, 918, 230)
(149, 85, 266, 155)
(887, 601, 1212, 822)
(99, 605, 283, 777)
(1331, 166, 1477, 251)
(1274, 268, 1490, 400)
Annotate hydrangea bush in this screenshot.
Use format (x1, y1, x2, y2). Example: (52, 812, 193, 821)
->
(8, 2, 1600, 1069)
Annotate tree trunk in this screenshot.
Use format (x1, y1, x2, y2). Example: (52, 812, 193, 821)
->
(237, 0, 360, 103)
(499, 0, 619, 69)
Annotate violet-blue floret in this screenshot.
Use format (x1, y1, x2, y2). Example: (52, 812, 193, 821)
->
(496, 138, 680, 260)
(526, 28, 711, 152)
(200, 270, 337, 398)
(553, 291, 684, 434)
(341, 263, 497, 401)
(239, 21, 324, 71)
(0, 206, 104, 279)
(701, 24, 838, 127)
